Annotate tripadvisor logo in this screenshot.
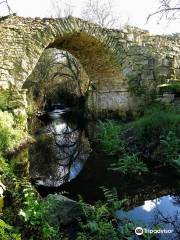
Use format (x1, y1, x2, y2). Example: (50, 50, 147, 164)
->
(135, 227, 143, 235)
(135, 227, 173, 235)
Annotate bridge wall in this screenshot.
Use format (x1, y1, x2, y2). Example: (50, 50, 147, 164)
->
(0, 15, 180, 120)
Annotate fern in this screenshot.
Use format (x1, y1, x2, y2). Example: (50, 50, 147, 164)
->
(109, 154, 148, 175)
(97, 120, 123, 155)
(100, 187, 118, 203)
(100, 186, 127, 213)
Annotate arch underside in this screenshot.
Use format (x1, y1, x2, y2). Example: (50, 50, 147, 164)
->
(47, 32, 130, 114)
(48, 32, 126, 88)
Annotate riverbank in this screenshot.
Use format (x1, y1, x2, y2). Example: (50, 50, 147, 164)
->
(0, 102, 180, 240)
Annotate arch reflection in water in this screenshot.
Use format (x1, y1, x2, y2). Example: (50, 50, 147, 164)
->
(29, 118, 91, 187)
(117, 195, 180, 239)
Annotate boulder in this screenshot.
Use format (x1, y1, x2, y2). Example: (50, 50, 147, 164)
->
(45, 194, 92, 226)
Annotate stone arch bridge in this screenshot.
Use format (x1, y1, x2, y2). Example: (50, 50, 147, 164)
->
(0, 15, 180, 120)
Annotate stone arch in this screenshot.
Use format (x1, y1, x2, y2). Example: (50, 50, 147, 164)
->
(1, 15, 179, 118)
(0, 16, 128, 115)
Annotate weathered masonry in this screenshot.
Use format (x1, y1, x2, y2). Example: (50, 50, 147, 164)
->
(0, 15, 180, 121)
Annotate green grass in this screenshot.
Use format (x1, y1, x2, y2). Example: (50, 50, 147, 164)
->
(130, 106, 180, 144)
(128, 104, 180, 165)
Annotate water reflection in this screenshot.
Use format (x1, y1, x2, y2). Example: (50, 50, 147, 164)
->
(142, 198, 161, 212)
(10, 114, 180, 239)
(29, 117, 91, 187)
(117, 195, 180, 239)
(171, 196, 180, 206)
(153, 206, 180, 239)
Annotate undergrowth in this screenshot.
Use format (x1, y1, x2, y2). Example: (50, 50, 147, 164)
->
(76, 187, 156, 240)
(0, 110, 26, 152)
(97, 103, 180, 174)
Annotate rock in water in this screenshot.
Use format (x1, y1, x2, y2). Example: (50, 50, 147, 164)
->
(44, 194, 92, 226)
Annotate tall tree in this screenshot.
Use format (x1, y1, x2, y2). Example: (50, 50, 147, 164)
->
(147, 0, 180, 22)
(0, 0, 12, 16)
(51, 0, 74, 18)
(81, 0, 121, 28)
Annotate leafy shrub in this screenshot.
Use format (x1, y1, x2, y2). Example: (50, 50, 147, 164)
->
(158, 82, 180, 94)
(0, 154, 9, 176)
(26, 92, 39, 116)
(109, 154, 148, 175)
(0, 154, 14, 184)
(0, 219, 21, 240)
(126, 104, 180, 165)
(19, 185, 60, 240)
(97, 103, 180, 171)
(160, 131, 180, 169)
(0, 110, 25, 152)
(97, 120, 123, 155)
(77, 188, 129, 240)
(130, 108, 180, 144)
(170, 155, 180, 170)
(14, 113, 27, 130)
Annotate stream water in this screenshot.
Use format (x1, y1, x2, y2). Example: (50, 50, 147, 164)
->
(10, 112, 180, 239)
(29, 115, 91, 187)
